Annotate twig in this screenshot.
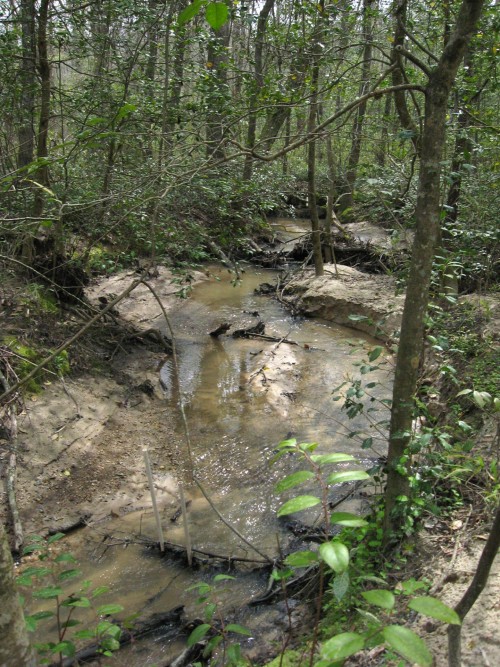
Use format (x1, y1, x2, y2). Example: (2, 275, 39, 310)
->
(0, 279, 143, 404)
(193, 476, 273, 564)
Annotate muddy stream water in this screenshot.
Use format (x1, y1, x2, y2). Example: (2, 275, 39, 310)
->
(33, 221, 393, 665)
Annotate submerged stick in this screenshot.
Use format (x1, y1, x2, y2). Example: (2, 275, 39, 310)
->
(143, 448, 164, 553)
(194, 476, 273, 564)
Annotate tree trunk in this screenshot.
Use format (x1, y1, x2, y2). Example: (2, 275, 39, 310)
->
(391, 0, 421, 154)
(206, 22, 230, 160)
(32, 0, 51, 220)
(448, 504, 500, 667)
(0, 522, 36, 667)
(307, 4, 324, 277)
(242, 0, 275, 181)
(383, 0, 485, 545)
(342, 0, 375, 216)
(17, 0, 36, 171)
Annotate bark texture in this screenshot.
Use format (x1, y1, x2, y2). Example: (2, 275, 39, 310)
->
(383, 0, 485, 543)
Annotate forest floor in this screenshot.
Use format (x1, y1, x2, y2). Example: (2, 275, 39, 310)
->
(0, 265, 499, 667)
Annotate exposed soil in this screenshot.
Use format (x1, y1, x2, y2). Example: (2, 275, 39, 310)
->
(0, 267, 208, 538)
(1, 264, 499, 667)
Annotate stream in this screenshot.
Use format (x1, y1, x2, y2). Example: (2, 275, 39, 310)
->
(31, 221, 394, 665)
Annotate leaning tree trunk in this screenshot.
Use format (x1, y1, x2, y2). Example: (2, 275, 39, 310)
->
(0, 522, 36, 666)
(383, 0, 485, 545)
(448, 504, 500, 667)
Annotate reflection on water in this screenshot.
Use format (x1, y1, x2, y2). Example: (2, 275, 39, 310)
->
(30, 232, 393, 664)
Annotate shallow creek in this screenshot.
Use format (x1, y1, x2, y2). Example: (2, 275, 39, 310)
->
(32, 222, 394, 664)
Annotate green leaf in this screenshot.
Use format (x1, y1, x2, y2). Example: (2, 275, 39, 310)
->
(382, 626, 432, 666)
(73, 630, 95, 640)
(58, 568, 82, 582)
(204, 602, 217, 621)
(309, 453, 356, 465)
(319, 542, 349, 573)
(321, 632, 365, 661)
(25, 616, 38, 632)
(33, 586, 63, 599)
(408, 597, 461, 625)
(205, 2, 228, 30)
(52, 641, 76, 657)
(327, 470, 370, 485)
(115, 103, 136, 122)
(332, 570, 350, 601)
(178, 0, 203, 26)
(101, 637, 120, 652)
(226, 623, 252, 636)
(203, 635, 223, 658)
(368, 346, 384, 362)
(330, 512, 368, 527)
(97, 604, 124, 616)
(285, 550, 319, 567)
(91, 586, 110, 598)
(62, 596, 91, 608)
(213, 574, 235, 582)
(275, 470, 314, 493)
(362, 589, 395, 610)
(277, 495, 320, 517)
(47, 532, 66, 544)
(54, 553, 77, 563)
(28, 610, 54, 622)
(187, 623, 211, 646)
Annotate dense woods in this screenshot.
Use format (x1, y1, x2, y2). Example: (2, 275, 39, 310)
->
(1, 1, 499, 665)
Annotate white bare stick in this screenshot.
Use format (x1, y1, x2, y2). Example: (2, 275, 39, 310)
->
(143, 448, 164, 553)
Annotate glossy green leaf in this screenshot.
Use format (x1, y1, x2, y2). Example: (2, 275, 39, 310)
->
(97, 604, 124, 616)
(226, 623, 252, 636)
(330, 512, 368, 527)
(187, 623, 211, 646)
(206, 2, 229, 30)
(213, 574, 235, 582)
(178, 0, 203, 26)
(62, 596, 91, 608)
(383, 626, 432, 666)
(321, 632, 365, 661)
(285, 550, 319, 567)
(277, 495, 320, 517)
(52, 641, 76, 657)
(368, 346, 384, 362)
(327, 470, 370, 485)
(33, 586, 63, 599)
(275, 470, 314, 493)
(408, 596, 461, 625)
(362, 589, 395, 610)
(319, 542, 349, 573)
(47, 532, 66, 544)
(310, 453, 356, 465)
